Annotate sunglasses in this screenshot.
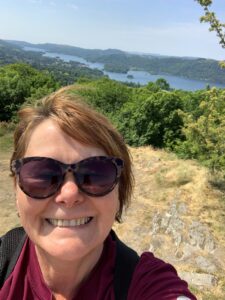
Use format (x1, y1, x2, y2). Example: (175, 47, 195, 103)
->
(11, 156, 124, 199)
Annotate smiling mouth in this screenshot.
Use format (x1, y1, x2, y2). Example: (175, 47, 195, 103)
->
(46, 217, 93, 227)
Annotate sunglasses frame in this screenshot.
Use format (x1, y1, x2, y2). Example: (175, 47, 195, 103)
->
(11, 156, 124, 199)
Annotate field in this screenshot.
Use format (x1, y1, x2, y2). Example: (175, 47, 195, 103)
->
(1, 132, 225, 299)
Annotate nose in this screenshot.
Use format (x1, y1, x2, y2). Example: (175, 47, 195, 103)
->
(54, 173, 84, 207)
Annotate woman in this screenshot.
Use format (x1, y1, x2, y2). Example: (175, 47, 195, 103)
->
(0, 91, 197, 299)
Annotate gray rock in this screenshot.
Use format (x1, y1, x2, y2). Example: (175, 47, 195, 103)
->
(164, 204, 184, 247)
(165, 216, 184, 234)
(189, 222, 206, 248)
(169, 201, 178, 216)
(177, 202, 187, 214)
(179, 271, 217, 287)
(149, 235, 165, 252)
(149, 201, 220, 273)
(182, 243, 198, 260)
(160, 212, 171, 229)
(204, 235, 216, 253)
(195, 256, 217, 273)
(150, 212, 161, 234)
(189, 221, 216, 251)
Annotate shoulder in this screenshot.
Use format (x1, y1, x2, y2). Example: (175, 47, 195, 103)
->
(0, 227, 26, 251)
(127, 251, 197, 300)
(0, 227, 27, 287)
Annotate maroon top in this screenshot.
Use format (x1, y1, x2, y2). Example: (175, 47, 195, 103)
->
(0, 233, 196, 300)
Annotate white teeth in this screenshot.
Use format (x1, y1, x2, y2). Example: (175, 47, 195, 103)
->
(47, 217, 91, 227)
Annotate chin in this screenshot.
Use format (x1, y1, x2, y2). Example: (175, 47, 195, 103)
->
(36, 236, 100, 262)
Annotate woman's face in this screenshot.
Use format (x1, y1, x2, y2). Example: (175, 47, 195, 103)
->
(15, 119, 119, 261)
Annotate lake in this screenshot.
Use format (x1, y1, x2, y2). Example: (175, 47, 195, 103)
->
(24, 46, 225, 91)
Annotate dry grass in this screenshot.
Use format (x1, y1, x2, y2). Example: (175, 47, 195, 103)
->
(114, 146, 225, 299)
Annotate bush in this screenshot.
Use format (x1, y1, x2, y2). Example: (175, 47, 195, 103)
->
(176, 88, 225, 174)
(115, 91, 184, 148)
(0, 63, 59, 121)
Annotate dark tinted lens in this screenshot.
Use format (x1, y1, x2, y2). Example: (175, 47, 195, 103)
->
(76, 159, 117, 196)
(19, 158, 63, 199)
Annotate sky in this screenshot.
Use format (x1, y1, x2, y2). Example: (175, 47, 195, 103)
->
(0, 0, 225, 60)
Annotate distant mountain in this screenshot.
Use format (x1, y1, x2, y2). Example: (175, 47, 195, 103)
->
(6, 40, 125, 59)
(3, 39, 225, 84)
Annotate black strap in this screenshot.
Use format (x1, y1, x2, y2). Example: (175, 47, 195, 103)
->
(112, 230, 140, 300)
(0, 227, 26, 287)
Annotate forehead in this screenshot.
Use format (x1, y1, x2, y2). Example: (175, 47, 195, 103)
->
(24, 119, 106, 162)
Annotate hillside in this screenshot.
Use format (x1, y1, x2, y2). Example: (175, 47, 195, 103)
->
(0, 39, 104, 85)
(114, 147, 225, 300)
(0, 132, 224, 299)
(5, 39, 225, 84)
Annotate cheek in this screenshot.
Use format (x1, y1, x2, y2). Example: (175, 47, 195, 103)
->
(15, 189, 31, 229)
(114, 187, 120, 208)
(100, 188, 120, 218)
(115, 189, 120, 211)
(15, 185, 46, 220)
(15, 185, 25, 213)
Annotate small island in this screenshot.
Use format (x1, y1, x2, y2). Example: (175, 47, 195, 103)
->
(127, 74, 134, 79)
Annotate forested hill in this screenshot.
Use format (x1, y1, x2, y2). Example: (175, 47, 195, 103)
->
(0, 39, 104, 85)
(6, 39, 225, 84)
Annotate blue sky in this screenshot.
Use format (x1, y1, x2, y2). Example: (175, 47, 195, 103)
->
(0, 0, 224, 59)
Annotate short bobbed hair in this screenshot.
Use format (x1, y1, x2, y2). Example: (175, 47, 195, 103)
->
(10, 90, 134, 222)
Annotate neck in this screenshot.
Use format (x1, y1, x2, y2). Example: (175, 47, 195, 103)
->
(35, 243, 103, 299)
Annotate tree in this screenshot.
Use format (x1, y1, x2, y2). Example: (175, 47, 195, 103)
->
(192, 1, 225, 175)
(176, 88, 225, 173)
(116, 90, 184, 148)
(195, 0, 225, 48)
(195, 0, 225, 67)
(0, 63, 59, 121)
(75, 77, 131, 115)
(146, 78, 171, 92)
(155, 78, 171, 91)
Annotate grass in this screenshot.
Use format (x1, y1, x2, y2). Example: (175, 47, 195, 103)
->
(0, 122, 14, 156)
(208, 172, 225, 192)
(0, 132, 13, 159)
(154, 161, 193, 188)
(174, 166, 193, 186)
